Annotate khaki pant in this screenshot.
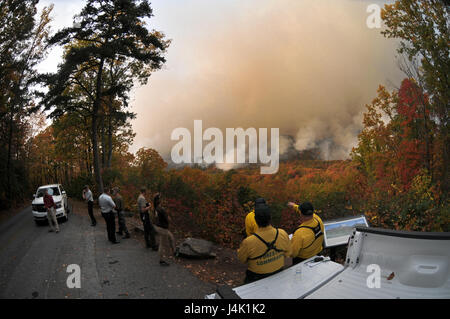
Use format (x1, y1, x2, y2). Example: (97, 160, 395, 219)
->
(154, 225, 175, 261)
(47, 207, 59, 232)
(117, 210, 129, 234)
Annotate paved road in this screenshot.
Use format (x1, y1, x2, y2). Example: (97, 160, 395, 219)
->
(0, 205, 214, 299)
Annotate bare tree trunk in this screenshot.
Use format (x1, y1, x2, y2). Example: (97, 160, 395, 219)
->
(6, 110, 14, 200)
(88, 141, 93, 175)
(100, 111, 106, 168)
(441, 130, 449, 203)
(92, 58, 105, 193)
(92, 113, 103, 193)
(85, 149, 90, 175)
(107, 102, 113, 168)
(64, 162, 69, 186)
(87, 131, 92, 176)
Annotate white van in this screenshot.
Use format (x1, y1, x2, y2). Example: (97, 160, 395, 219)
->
(31, 184, 69, 225)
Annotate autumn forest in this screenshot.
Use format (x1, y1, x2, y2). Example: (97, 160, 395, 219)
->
(0, 0, 448, 248)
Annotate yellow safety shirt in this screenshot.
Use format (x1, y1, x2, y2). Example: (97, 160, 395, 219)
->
(245, 210, 258, 237)
(238, 226, 291, 274)
(290, 211, 324, 259)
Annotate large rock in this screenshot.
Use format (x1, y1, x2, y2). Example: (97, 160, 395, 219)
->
(175, 238, 217, 259)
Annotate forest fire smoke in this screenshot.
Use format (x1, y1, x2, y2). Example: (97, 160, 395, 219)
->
(132, 0, 403, 162)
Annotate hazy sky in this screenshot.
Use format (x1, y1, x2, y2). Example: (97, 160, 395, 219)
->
(37, 0, 403, 161)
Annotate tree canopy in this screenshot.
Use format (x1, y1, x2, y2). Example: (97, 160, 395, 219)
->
(40, 0, 170, 193)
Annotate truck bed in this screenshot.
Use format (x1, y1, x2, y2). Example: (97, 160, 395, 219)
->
(206, 227, 450, 299)
(307, 227, 450, 299)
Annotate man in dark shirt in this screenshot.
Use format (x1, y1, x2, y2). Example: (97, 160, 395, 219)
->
(156, 206, 169, 229)
(44, 189, 59, 233)
(154, 194, 175, 266)
(138, 188, 158, 250)
(112, 187, 130, 239)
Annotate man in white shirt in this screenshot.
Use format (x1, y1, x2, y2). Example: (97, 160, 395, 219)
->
(99, 187, 119, 244)
(82, 185, 96, 226)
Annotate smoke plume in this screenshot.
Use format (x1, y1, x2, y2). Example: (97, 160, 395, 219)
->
(131, 0, 403, 162)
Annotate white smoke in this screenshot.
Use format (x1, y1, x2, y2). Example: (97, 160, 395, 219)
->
(131, 0, 403, 162)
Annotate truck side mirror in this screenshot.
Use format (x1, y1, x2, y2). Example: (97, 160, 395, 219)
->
(33, 194, 36, 199)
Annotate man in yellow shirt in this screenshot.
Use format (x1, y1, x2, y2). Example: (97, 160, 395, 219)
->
(244, 198, 266, 237)
(288, 202, 324, 265)
(238, 201, 291, 283)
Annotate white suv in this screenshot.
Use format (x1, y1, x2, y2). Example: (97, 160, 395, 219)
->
(32, 184, 70, 225)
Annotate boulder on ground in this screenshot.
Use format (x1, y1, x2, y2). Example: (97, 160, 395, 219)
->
(175, 237, 217, 258)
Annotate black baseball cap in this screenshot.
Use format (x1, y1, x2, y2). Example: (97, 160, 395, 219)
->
(299, 202, 314, 216)
(255, 202, 271, 227)
(255, 198, 266, 205)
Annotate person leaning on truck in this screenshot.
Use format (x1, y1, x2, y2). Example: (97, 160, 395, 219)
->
(288, 201, 324, 265)
(244, 198, 267, 237)
(137, 187, 158, 250)
(238, 202, 291, 284)
(82, 185, 96, 226)
(44, 188, 59, 233)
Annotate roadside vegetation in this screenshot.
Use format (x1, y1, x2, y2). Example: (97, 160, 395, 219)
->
(0, 0, 448, 248)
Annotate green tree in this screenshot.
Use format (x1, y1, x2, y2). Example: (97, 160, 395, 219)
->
(41, 0, 169, 193)
(381, 0, 450, 200)
(0, 0, 52, 206)
(135, 147, 167, 192)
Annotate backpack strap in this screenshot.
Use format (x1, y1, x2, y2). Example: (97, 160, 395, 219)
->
(296, 218, 323, 249)
(248, 229, 284, 260)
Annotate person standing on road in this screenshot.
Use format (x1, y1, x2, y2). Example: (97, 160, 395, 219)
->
(82, 185, 96, 226)
(137, 187, 157, 250)
(99, 187, 119, 244)
(44, 188, 59, 233)
(153, 193, 175, 266)
(112, 187, 130, 239)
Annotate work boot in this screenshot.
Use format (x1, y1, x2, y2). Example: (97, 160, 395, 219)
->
(122, 233, 130, 239)
(159, 260, 170, 266)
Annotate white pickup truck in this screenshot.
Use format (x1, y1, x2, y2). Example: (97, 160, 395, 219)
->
(31, 184, 70, 225)
(206, 226, 450, 299)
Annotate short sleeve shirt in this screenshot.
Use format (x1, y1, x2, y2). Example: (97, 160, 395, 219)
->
(137, 194, 147, 213)
(84, 190, 93, 202)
